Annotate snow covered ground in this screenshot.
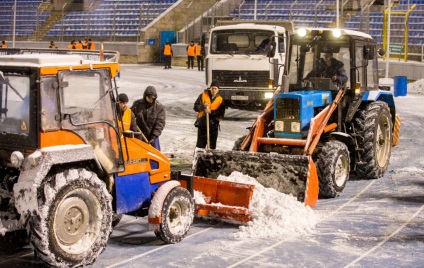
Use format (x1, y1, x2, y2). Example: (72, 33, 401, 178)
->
(1, 65, 424, 267)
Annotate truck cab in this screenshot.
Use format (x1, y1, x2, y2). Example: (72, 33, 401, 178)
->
(206, 21, 293, 110)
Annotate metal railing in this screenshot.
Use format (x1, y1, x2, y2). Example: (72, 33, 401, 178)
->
(265, 0, 273, 20)
(290, 0, 298, 21)
(60, 3, 67, 42)
(314, 0, 324, 27)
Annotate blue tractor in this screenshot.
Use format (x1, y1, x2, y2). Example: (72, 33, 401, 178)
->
(194, 28, 402, 205)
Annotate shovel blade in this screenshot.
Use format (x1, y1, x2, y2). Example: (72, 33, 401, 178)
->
(193, 149, 318, 207)
(190, 176, 255, 223)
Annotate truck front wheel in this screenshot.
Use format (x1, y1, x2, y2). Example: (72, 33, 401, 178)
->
(30, 168, 112, 267)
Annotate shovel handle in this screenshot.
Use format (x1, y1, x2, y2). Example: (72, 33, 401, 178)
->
(206, 112, 210, 149)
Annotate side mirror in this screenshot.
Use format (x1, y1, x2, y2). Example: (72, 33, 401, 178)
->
(377, 48, 386, 57)
(363, 44, 375, 60)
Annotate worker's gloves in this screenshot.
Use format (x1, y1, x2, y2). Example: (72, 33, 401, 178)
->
(149, 137, 156, 145)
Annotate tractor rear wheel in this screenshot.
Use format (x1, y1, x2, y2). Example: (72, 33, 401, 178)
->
(317, 140, 350, 198)
(30, 168, 113, 267)
(154, 186, 194, 244)
(354, 101, 392, 179)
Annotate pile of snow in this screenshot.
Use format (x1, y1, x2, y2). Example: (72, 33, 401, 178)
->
(408, 78, 424, 95)
(217, 171, 319, 239)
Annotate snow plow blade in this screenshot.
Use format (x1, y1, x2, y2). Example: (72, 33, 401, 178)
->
(192, 149, 319, 207)
(176, 174, 255, 223)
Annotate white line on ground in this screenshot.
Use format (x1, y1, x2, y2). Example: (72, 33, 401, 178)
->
(326, 180, 376, 218)
(0, 252, 33, 264)
(106, 227, 213, 268)
(227, 180, 376, 267)
(227, 238, 289, 268)
(343, 203, 424, 268)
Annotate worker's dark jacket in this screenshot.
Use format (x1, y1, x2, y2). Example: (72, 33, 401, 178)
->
(306, 58, 348, 86)
(131, 98, 166, 141)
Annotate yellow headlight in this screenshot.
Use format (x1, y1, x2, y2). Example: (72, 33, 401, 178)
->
(291, 122, 301, 132)
(275, 121, 284, 132)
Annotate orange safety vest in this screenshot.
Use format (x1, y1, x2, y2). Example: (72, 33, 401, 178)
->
(68, 44, 75, 50)
(187, 44, 196, 56)
(89, 41, 95, 50)
(49, 45, 56, 49)
(197, 92, 223, 121)
(75, 43, 83, 50)
(164, 44, 172, 56)
(195, 44, 202, 56)
(117, 108, 132, 131)
(1, 44, 8, 48)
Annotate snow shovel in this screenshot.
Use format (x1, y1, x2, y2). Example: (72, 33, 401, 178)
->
(206, 111, 210, 149)
(176, 173, 255, 223)
(193, 150, 318, 207)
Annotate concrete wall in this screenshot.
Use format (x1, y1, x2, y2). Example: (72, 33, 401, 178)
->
(379, 60, 424, 81)
(138, 0, 217, 63)
(14, 41, 139, 55)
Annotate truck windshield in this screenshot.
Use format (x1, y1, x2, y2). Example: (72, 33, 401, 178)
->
(210, 29, 275, 55)
(0, 75, 30, 135)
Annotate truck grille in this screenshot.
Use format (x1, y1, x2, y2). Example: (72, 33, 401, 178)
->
(212, 70, 269, 88)
(276, 98, 300, 120)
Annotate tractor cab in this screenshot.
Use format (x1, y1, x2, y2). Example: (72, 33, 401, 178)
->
(287, 28, 381, 94)
(0, 54, 125, 174)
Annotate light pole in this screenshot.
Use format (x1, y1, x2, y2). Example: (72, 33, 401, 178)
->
(12, 0, 16, 47)
(385, 0, 392, 78)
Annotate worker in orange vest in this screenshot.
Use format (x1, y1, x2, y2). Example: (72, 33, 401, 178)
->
(1, 41, 8, 48)
(68, 40, 76, 50)
(49, 41, 57, 49)
(88, 39, 95, 50)
(163, 42, 173, 69)
(195, 41, 204, 71)
(75, 40, 83, 50)
(117, 93, 141, 139)
(193, 80, 225, 149)
(186, 40, 196, 69)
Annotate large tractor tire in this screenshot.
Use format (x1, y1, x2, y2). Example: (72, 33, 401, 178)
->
(232, 135, 248, 151)
(154, 187, 194, 244)
(317, 140, 350, 198)
(354, 101, 393, 179)
(111, 213, 123, 228)
(30, 168, 113, 267)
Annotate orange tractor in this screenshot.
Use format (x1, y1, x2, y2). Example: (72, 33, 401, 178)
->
(0, 52, 253, 267)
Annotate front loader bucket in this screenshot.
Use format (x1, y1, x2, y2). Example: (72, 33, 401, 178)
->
(193, 149, 318, 207)
(178, 176, 255, 223)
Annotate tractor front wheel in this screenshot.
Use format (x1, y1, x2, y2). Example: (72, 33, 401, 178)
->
(354, 101, 393, 179)
(317, 140, 350, 198)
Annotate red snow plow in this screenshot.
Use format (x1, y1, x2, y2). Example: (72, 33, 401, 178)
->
(175, 174, 255, 223)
